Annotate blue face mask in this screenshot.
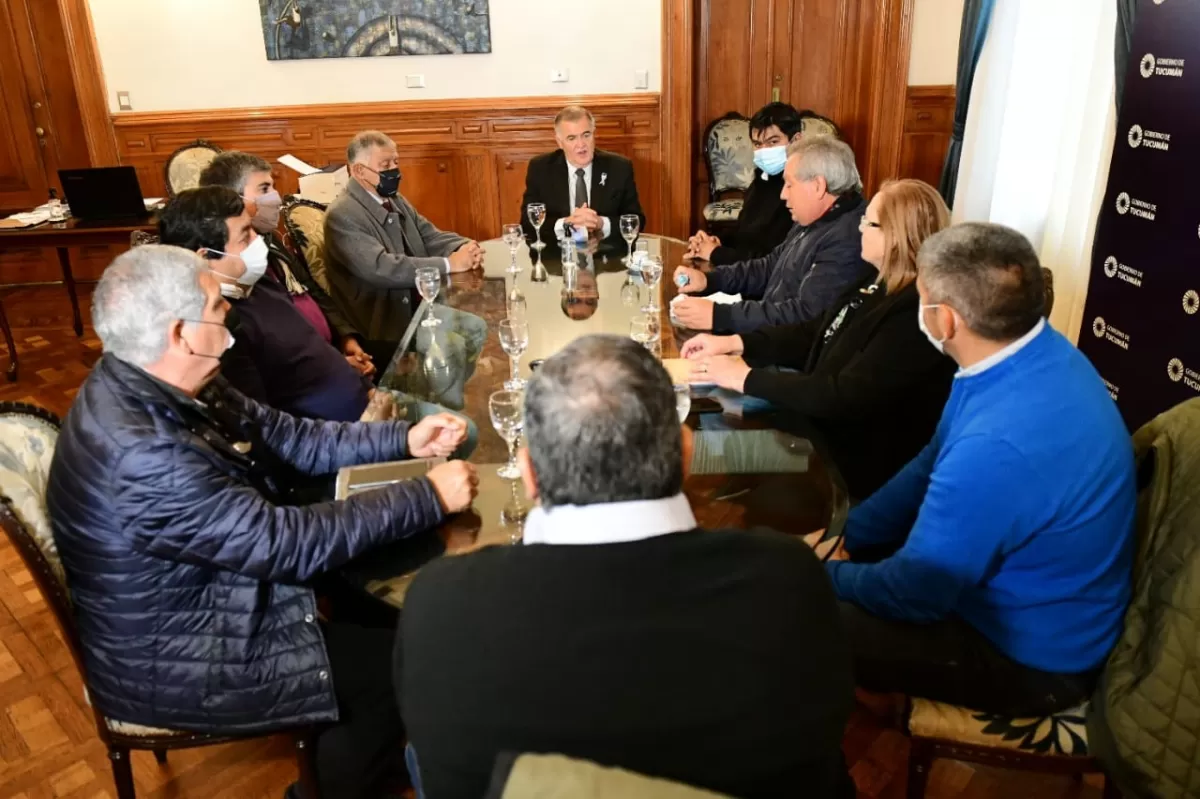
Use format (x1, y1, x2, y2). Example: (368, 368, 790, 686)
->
(753, 145, 788, 177)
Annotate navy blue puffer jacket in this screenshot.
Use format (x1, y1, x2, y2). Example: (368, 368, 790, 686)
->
(46, 355, 445, 734)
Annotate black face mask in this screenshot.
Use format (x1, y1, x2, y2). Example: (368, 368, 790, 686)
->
(366, 167, 401, 198)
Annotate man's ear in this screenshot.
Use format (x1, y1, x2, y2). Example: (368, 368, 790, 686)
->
(518, 447, 539, 503)
(167, 318, 187, 354)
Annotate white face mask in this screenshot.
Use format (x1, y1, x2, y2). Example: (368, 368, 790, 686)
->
(207, 235, 269, 290)
(918, 303, 947, 354)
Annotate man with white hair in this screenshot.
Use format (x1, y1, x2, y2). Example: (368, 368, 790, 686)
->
(673, 135, 873, 333)
(324, 130, 484, 367)
(46, 245, 479, 799)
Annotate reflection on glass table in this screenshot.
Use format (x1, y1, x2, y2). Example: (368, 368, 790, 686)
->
(376, 300, 485, 411)
(340, 408, 847, 610)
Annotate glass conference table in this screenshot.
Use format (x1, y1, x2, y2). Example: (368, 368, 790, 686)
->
(342, 234, 849, 608)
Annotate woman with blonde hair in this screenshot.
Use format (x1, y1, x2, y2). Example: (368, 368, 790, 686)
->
(683, 179, 955, 497)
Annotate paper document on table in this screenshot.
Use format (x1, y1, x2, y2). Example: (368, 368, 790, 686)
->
(278, 154, 320, 175)
(144, 198, 164, 210)
(0, 210, 51, 229)
(671, 292, 741, 306)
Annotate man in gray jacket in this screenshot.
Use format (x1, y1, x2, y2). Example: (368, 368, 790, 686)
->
(672, 135, 873, 334)
(324, 130, 483, 363)
(324, 131, 487, 407)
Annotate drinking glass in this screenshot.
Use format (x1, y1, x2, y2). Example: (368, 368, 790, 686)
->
(640, 255, 664, 313)
(507, 285, 528, 323)
(499, 318, 529, 390)
(674, 384, 692, 423)
(526, 203, 547, 251)
(630, 238, 651, 272)
(502, 223, 523, 274)
(415, 266, 442, 327)
(489, 390, 524, 480)
(619, 214, 640, 264)
(561, 236, 578, 270)
(630, 315, 660, 351)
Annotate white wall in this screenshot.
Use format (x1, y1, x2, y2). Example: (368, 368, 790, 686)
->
(88, 0, 661, 112)
(908, 0, 964, 85)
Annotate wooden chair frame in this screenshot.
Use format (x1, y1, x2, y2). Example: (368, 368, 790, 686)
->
(163, 139, 223, 198)
(0, 401, 320, 799)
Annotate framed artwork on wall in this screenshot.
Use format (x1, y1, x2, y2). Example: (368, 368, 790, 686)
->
(259, 0, 492, 60)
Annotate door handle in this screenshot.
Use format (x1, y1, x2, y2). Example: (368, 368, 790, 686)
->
(772, 88, 780, 102)
(35, 127, 45, 136)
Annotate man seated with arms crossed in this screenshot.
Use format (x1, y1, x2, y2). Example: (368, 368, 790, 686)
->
(825, 223, 1136, 717)
(158, 187, 476, 453)
(673, 135, 873, 334)
(199, 151, 376, 378)
(324, 130, 486, 374)
(686, 105, 839, 265)
(46, 245, 478, 799)
(520, 105, 645, 246)
(398, 335, 854, 799)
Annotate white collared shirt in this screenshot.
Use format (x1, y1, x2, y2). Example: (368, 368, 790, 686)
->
(522, 493, 697, 546)
(956, 318, 1046, 378)
(370, 192, 450, 275)
(553, 160, 613, 241)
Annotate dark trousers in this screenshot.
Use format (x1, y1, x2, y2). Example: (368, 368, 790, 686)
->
(839, 601, 1099, 717)
(311, 620, 405, 799)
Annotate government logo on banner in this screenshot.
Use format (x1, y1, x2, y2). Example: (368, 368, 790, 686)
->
(1103, 256, 1144, 286)
(1167, 358, 1200, 393)
(1185, 289, 1199, 315)
(1140, 53, 1185, 78)
(1127, 124, 1171, 150)
(1092, 317, 1132, 350)
(1114, 192, 1156, 220)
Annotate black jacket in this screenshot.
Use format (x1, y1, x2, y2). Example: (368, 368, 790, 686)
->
(741, 279, 955, 498)
(709, 170, 793, 266)
(399, 528, 854, 799)
(706, 192, 874, 334)
(520, 149, 645, 245)
(266, 231, 360, 344)
(46, 356, 445, 733)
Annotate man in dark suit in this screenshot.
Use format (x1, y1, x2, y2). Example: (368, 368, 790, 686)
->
(520, 105, 645, 246)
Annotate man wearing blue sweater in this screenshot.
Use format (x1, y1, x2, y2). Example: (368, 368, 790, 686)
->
(828, 223, 1135, 716)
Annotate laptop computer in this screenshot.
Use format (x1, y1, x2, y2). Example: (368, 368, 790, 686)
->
(58, 166, 150, 222)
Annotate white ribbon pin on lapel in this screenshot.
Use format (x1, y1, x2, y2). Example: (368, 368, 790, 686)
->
(600, 172, 608, 187)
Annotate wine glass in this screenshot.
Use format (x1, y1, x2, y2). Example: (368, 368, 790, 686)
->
(415, 266, 442, 327)
(674, 384, 692, 423)
(507, 285, 528, 323)
(527, 203, 547, 251)
(502, 223, 523, 274)
(489, 390, 524, 480)
(640, 255, 664, 314)
(619, 214, 640, 264)
(630, 315, 660, 351)
(499, 318, 529, 390)
(630, 238, 651, 272)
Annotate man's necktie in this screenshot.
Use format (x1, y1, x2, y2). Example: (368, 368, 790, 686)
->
(574, 168, 588, 209)
(381, 199, 396, 214)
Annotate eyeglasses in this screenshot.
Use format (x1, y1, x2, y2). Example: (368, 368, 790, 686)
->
(858, 216, 882, 232)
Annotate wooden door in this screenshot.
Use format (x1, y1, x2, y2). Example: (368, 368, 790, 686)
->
(495, 151, 541, 237)
(0, 1, 50, 212)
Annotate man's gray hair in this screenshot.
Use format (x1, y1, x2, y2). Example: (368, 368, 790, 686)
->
(786, 134, 862, 195)
(92, 245, 209, 368)
(918, 222, 1046, 342)
(198, 151, 272, 194)
(524, 335, 682, 508)
(346, 130, 396, 164)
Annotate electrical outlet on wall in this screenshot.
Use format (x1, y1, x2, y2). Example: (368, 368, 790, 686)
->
(116, 91, 132, 111)
(550, 68, 569, 83)
(634, 70, 649, 90)
(405, 74, 425, 88)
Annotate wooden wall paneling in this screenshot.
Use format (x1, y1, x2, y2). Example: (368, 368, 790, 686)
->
(898, 85, 955, 187)
(662, 0, 695, 240)
(56, 0, 118, 166)
(110, 94, 664, 245)
(789, 0, 847, 123)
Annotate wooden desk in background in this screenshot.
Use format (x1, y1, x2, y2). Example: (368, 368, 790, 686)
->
(0, 217, 155, 381)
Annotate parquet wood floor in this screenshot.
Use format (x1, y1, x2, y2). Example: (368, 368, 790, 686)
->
(0, 286, 1106, 798)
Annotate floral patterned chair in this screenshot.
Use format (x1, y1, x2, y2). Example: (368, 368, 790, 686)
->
(702, 113, 754, 235)
(163, 139, 223, 198)
(282, 195, 331, 293)
(0, 401, 321, 799)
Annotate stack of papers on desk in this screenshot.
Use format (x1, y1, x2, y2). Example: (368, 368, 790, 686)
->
(0, 210, 51, 230)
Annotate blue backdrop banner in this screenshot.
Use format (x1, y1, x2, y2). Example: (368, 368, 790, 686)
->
(1078, 0, 1200, 431)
